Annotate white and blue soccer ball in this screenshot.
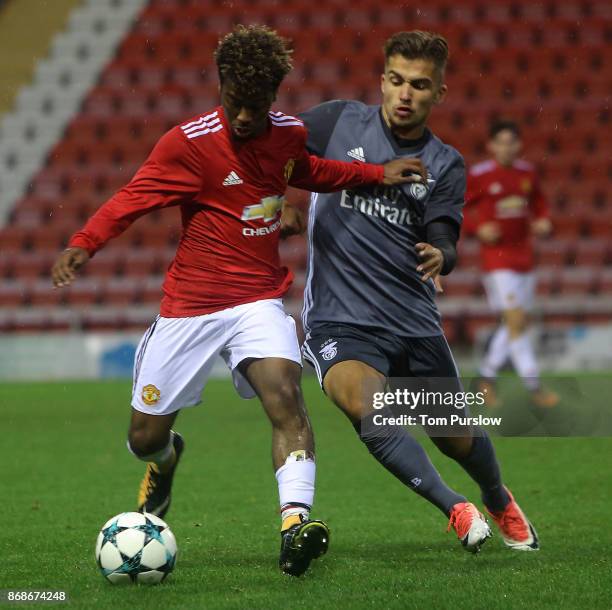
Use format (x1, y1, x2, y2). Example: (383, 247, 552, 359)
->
(95, 512, 177, 584)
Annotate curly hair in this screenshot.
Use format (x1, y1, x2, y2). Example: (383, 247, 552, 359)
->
(384, 31, 449, 76)
(215, 25, 293, 100)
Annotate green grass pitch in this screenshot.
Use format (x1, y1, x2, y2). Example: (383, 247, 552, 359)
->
(2, 376, 611, 609)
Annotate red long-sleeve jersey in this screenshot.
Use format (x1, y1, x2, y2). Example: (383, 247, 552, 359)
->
(464, 159, 550, 272)
(69, 107, 384, 316)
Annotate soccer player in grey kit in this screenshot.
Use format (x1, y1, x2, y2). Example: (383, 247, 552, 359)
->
(299, 31, 539, 551)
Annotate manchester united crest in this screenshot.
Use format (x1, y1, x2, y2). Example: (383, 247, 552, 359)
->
(141, 384, 161, 406)
(284, 158, 295, 182)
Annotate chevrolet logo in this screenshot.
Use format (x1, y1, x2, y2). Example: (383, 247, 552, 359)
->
(241, 196, 283, 222)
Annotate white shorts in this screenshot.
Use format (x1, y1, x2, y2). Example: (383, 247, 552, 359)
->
(131, 298, 301, 415)
(482, 270, 536, 312)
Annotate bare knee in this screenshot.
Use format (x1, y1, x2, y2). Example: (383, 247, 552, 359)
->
(324, 361, 386, 425)
(128, 419, 170, 457)
(327, 379, 382, 424)
(330, 389, 372, 424)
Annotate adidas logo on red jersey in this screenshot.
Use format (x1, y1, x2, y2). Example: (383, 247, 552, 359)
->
(223, 171, 244, 186)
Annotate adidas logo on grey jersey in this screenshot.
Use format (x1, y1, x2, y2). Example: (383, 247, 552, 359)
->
(347, 147, 365, 162)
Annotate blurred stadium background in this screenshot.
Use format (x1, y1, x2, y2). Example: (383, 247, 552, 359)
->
(0, 0, 610, 380)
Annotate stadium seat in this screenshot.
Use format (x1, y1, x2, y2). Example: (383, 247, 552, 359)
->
(134, 221, 180, 248)
(9, 207, 47, 228)
(121, 306, 157, 330)
(536, 266, 560, 296)
(570, 240, 609, 267)
(550, 182, 597, 209)
(10, 251, 54, 279)
(84, 249, 123, 278)
(558, 267, 597, 295)
(595, 268, 612, 295)
(62, 278, 103, 305)
(29, 223, 76, 251)
(552, 214, 587, 238)
(43, 309, 75, 332)
(29, 279, 64, 306)
(536, 240, 572, 267)
(102, 277, 142, 305)
(81, 308, 126, 331)
(0, 227, 30, 251)
(9, 309, 49, 332)
(0, 281, 28, 306)
(585, 212, 612, 238)
(122, 249, 163, 277)
(141, 276, 164, 304)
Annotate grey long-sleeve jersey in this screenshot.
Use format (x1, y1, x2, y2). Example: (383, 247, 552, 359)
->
(299, 100, 465, 338)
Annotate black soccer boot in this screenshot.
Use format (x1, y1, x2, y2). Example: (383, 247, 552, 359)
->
(279, 517, 330, 577)
(137, 432, 185, 519)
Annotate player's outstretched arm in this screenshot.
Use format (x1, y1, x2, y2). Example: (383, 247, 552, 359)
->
(51, 247, 90, 287)
(289, 151, 427, 192)
(61, 128, 202, 264)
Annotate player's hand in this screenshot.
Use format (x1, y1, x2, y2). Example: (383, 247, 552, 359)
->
(51, 247, 90, 287)
(415, 242, 444, 282)
(476, 222, 501, 244)
(280, 202, 306, 238)
(531, 217, 552, 237)
(382, 158, 427, 186)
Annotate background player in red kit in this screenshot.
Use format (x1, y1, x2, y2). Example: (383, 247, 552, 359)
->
(465, 120, 558, 408)
(50, 25, 421, 577)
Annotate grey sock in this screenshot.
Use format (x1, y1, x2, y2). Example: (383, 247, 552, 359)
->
(354, 411, 465, 515)
(456, 431, 510, 513)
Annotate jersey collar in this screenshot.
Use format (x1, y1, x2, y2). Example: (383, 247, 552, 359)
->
(378, 108, 431, 155)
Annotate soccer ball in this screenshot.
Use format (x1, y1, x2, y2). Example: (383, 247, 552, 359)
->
(95, 512, 177, 584)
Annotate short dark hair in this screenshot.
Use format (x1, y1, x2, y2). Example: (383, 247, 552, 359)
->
(214, 25, 293, 100)
(384, 31, 449, 76)
(489, 119, 521, 139)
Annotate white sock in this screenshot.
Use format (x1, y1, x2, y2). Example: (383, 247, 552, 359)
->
(508, 333, 540, 390)
(480, 326, 510, 379)
(276, 450, 315, 525)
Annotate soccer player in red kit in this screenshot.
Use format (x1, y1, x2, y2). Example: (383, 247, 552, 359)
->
(51, 25, 421, 576)
(465, 120, 558, 408)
